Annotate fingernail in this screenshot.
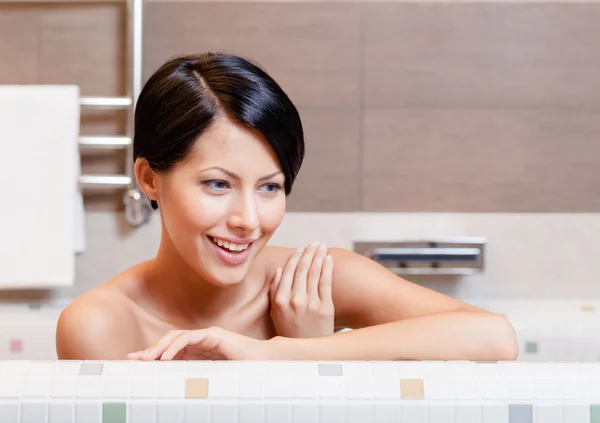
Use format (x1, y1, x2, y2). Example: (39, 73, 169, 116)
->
(310, 241, 319, 247)
(319, 243, 327, 251)
(297, 247, 304, 253)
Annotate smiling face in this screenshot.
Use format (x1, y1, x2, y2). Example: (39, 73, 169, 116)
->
(148, 117, 287, 287)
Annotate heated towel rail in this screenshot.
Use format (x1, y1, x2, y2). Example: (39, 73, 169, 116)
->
(77, 0, 151, 227)
(0, 0, 152, 226)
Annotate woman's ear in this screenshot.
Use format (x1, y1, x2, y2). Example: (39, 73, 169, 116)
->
(134, 158, 159, 203)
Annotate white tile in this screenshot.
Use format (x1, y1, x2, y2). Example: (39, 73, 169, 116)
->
(534, 404, 562, 423)
(265, 361, 293, 378)
(455, 404, 482, 423)
(211, 362, 237, 378)
(534, 378, 561, 399)
(0, 402, 19, 423)
(482, 404, 508, 423)
(586, 377, 600, 400)
(0, 377, 22, 398)
(319, 404, 346, 423)
(48, 402, 74, 423)
(130, 402, 156, 423)
(562, 378, 586, 398)
(508, 377, 535, 399)
(75, 402, 101, 423)
(429, 404, 453, 423)
(319, 377, 346, 398)
(292, 403, 318, 423)
(238, 377, 264, 398)
(347, 404, 374, 423)
(49, 376, 76, 398)
(102, 361, 132, 377)
(157, 402, 184, 423)
(132, 361, 161, 377)
(27, 362, 53, 377)
(343, 362, 371, 379)
(130, 378, 157, 398)
(102, 378, 130, 398)
(237, 361, 266, 377)
(21, 402, 47, 423)
(158, 361, 187, 376)
(183, 403, 209, 423)
(293, 377, 319, 398)
(186, 362, 211, 378)
(22, 377, 50, 398)
(266, 404, 291, 423)
(208, 378, 237, 398)
(77, 376, 103, 398)
(211, 403, 236, 423)
(265, 378, 293, 398)
(238, 404, 265, 423)
(156, 377, 185, 399)
(347, 376, 372, 399)
(481, 379, 505, 399)
(400, 403, 427, 423)
(292, 361, 319, 378)
(427, 377, 455, 399)
(52, 361, 80, 377)
(562, 404, 589, 423)
(455, 378, 481, 399)
(373, 403, 399, 423)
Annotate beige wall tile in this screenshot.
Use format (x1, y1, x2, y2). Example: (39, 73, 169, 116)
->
(363, 3, 600, 108)
(37, 4, 125, 96)
(286, 108, 361, 211)
(143, 2, 361, 107)
(0, 6, 38, 84)
(362, 109, 600, 212)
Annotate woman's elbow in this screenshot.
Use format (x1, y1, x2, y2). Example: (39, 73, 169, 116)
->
(486, 314, 519, 361)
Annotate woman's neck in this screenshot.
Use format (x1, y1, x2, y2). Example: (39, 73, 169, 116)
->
(137, 234, 247, 328)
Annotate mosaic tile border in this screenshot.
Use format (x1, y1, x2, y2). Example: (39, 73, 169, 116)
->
(3, 361, 600, 422)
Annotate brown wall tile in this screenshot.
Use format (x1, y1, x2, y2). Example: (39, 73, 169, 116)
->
(287, 108, 361, 212)
(363, 3, 600, 108)
(143, 2, 361, 108)
(362, 109, 600, 212)
(0, 6, 38, 84)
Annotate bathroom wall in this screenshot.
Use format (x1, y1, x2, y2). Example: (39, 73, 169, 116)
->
(0, 1, 599, 303)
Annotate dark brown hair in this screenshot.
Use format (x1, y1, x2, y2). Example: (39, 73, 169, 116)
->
(133, 52, 305, 209)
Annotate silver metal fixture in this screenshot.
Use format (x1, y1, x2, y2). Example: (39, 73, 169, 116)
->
(353, 237, 486, 276)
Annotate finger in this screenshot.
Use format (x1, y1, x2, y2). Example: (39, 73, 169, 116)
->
(275, 248, 304, 301)
(307, 243, 327, 300)
(318, 255, 334, 303)
(141, 330, 185, 360)
(269, 267, 283, 300)
(291, 241, 320, 298)
(160, 331, 207, 361)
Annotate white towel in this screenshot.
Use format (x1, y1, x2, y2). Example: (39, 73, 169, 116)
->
(0, 85, 83, 288)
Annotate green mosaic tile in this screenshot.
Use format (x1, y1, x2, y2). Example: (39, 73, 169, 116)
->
(103, 403, 126, 423)
(590, 404, 600, 423)
(525, 341, 538, 354)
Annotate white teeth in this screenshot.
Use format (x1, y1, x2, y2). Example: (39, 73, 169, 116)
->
(211, 237, 249, 252)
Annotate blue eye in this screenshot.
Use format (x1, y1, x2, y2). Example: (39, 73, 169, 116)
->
(261, 183, 282, 193)
(203, 180, 229, 191)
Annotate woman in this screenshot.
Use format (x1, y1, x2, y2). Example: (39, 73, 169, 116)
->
(56, 52, 519, 362)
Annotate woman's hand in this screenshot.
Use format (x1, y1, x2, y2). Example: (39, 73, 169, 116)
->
(125, 327, 272, 361)
(269, 241, 335, 338)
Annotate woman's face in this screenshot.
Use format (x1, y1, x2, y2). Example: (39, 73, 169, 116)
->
(153, 118, 287, 287)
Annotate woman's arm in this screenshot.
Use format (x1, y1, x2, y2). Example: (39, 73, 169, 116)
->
(56, 293, 141, 360)
(266, 247, 518, 361)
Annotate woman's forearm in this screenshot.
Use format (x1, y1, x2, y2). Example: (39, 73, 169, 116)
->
(268, 311, 519, 361)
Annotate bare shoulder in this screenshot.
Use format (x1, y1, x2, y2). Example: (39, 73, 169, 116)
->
(256, 244, 491, 330)
(253, 244, 297, 279)
(56, 270, 143, 360)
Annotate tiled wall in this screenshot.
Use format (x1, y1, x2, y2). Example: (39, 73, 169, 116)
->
(1, 1, 599, 212)
(1, 2, 599, 303)
(4, 360, 600, 423)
